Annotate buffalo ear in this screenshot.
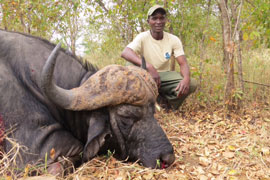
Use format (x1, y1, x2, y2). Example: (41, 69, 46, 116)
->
(82, 111, 111, 162)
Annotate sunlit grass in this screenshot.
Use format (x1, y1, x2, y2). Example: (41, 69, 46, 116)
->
(187, 46, 270, 108)
(83, 46, 270, 109)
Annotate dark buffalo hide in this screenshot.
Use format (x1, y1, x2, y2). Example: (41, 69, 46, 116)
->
(0, 30, 175, 173)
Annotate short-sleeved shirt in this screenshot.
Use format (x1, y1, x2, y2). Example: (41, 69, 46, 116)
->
(127, 30, 185, 72)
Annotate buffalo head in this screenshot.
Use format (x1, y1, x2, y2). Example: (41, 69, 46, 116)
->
(41, 43, 175, 169)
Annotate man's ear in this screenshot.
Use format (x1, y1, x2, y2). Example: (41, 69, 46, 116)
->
(82, 111, 111, 162)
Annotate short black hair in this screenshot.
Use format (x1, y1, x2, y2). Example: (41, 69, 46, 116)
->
(151, 8, 166, 16)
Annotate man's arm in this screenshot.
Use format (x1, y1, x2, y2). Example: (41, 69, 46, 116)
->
(121, 47, 161, 87)
(175, 55, 190, 96)
(121, 47, 142, 66)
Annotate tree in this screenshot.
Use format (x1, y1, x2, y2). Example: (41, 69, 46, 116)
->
(217, 0, 243, 111)
(1, 0, 62, 37)
(242, 0, 270, 48)
(0, 0, 85, 55)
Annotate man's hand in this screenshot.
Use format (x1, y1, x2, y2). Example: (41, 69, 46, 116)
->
(175, 55, 191, 97)
(175, 78, 190, 97)
(147, 64, 161, 88)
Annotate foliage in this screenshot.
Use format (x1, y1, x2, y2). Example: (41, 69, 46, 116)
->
(1, 0, 63, 38)
(1, 1, 270, 179)
(0, 0, 85, 54)
(166, 0, 221, 55)
(81, 0, 221, 56)
(241, 0, 270, 48)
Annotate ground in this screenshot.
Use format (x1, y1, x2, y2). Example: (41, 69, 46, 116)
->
(1, 103, 270, 180)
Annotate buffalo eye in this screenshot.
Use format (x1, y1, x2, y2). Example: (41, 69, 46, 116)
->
(117, 116, 137, 138)
(116, 104, 143, 121)
(115, 104, 144, 137)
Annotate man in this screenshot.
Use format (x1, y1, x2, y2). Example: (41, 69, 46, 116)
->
(121, 5, 197, 110)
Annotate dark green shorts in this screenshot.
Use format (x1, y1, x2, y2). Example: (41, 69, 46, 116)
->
(125, 62, 197, 109)
(159, 71, 197, 109)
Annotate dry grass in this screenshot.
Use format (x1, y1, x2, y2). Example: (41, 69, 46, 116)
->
(1, 103, 270, 179)
(1, 48, 270, 179)
(185, 47, 270, 107)
(0, 137, 28, 178)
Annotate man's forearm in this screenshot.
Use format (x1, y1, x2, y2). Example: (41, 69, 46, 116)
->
(176, 55, 190, 80)
(180, 63, 190, 80)
(121, 47, 142, 66)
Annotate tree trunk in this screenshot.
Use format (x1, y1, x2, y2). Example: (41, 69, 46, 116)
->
(236, 31, 244, 93)
(199, 0, 212, 89)
(218, 0, 231, 71)
(163, 0, 175, 71)
(71, 15, 78, 55)
(218, 0, 236, 111)
(232, 0, 244, 108)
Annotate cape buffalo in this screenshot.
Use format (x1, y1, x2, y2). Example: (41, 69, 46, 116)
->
(0, 30, 175, 173)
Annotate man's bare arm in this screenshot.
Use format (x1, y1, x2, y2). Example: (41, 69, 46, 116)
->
(175, 55, 190, 96)
(121, 47, 161, 87)
(121, 47, 142, 66)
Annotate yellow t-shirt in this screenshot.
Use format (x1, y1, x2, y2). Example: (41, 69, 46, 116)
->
(127, 30, 185, 72)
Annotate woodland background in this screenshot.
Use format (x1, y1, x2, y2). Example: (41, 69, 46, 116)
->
(1, 0, 270, 179)
(1, 0, 269, 110)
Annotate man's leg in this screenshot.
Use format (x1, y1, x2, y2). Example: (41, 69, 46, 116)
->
(159, 71, 197, 110)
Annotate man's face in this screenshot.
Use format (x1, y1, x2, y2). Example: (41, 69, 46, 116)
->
(147, 11, 166, 33)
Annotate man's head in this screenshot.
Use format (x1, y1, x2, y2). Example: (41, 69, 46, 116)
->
(147, 5, 167, 33)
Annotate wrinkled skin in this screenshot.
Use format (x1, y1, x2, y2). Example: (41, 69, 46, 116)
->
(110, 103, 175, 168)
(0, 30, 174, 172)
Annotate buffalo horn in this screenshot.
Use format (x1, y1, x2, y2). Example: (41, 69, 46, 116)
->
(41, 43, 75, 109)
(42, 44, 158, 111)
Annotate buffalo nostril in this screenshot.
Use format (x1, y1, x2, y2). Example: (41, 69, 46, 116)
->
(161, 153, 175, 168)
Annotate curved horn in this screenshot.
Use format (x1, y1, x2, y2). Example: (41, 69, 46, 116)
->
(42, 45, 158, 111)
(41, 43, 75, 109)
(65, 65, 159, 111)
